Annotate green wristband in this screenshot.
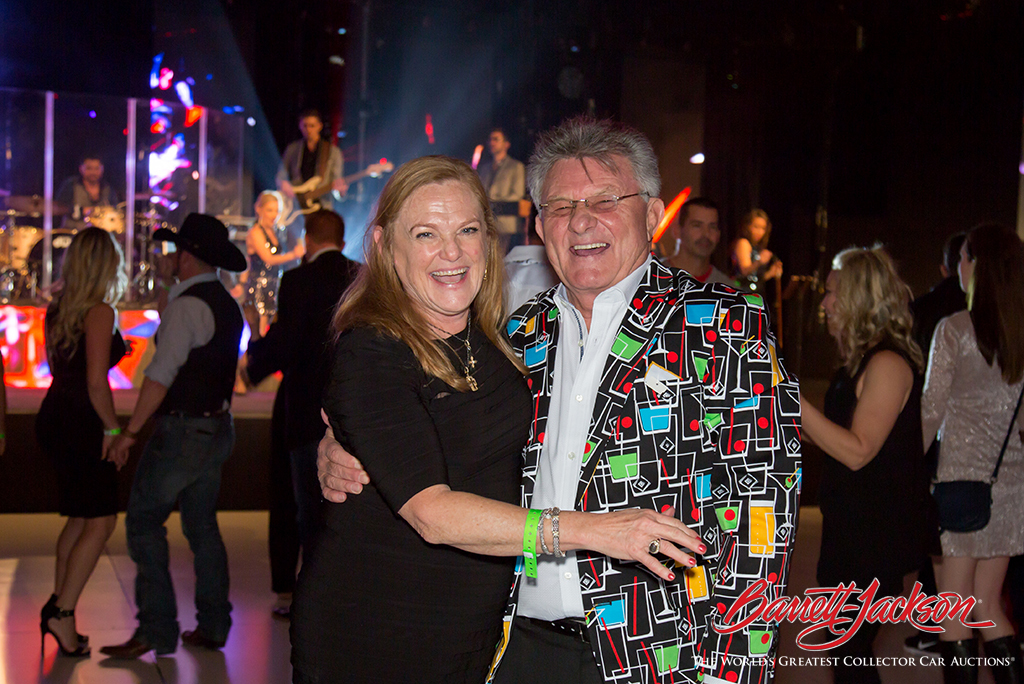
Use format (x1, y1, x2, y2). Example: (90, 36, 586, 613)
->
(523, 509, 542, 579)
(103, 427, 122, 437)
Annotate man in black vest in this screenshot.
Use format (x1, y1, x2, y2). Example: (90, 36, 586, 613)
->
(101, 214, 246, 659)
(245, 209, 357, 573)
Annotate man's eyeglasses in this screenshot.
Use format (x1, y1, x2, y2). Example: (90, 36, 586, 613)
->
(539, 192, 649, 218)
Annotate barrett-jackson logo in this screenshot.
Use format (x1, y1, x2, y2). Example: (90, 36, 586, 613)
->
(715, 579, 995, 650)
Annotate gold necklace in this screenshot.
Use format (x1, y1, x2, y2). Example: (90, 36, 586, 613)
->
(427, 314, 478, 391)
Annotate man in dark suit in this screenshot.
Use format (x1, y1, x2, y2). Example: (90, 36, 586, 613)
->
(911, 231, 967, 358)
(245, 209, 357, 553)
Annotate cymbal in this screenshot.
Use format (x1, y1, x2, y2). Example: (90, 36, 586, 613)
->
(4, 195, 68, 215)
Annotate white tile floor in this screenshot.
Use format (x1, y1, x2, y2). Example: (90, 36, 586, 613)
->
(0, 509, 974, 684)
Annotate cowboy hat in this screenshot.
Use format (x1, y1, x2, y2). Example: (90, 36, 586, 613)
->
(153, 213, 247, 272)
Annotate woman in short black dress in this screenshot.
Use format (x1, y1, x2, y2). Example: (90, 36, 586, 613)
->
(801, 246, 930, 684)
(290, 157, 704, 684)
(36, 227, 128, 657)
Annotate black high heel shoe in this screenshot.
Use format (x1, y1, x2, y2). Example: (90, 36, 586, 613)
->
(40, 606, 90, 657)
(42, 595, 88, 646)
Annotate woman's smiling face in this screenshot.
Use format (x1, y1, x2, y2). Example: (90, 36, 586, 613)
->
(382, 180, 487, 332)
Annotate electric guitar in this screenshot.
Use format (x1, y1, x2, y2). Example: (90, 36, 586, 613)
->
(291, 162, 394, 213)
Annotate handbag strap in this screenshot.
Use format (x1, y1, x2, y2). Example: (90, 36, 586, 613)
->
(992, 382, 1024, 483)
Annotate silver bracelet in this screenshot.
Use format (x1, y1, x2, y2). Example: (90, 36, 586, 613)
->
(537, 509, 551, 555)
(551, 507, 564, 557)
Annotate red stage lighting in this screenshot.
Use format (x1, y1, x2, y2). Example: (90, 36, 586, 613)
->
(652, 188, 692, 244)
(184, 106, 203, 127)
(425, 114, 435, 145)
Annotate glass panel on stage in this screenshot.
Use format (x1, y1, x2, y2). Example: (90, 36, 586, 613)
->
(205, 109, 245, 218)
(0, 89, 47, 300)
(52, 93, 130, 281)
(0, 88, 247, 388)
(146, 97, 200, 227)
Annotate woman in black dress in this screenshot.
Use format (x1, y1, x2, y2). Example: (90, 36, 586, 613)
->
(800, 245, 930, 684)
(290, 156, 704, 684)
(36, 227, 128, 657)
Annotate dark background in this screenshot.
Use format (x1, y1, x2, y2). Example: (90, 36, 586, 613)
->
(1, 0, 1021, 510)
(3, 0, 1019, 318)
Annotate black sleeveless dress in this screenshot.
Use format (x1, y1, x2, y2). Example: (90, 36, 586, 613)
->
(817, 342, 931, 589)
(36, 308, 127, 519)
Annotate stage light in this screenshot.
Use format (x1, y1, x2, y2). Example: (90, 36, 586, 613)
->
(247, 117, 256, 126)
(233, 105, 244, 112)
(652, 188, 692, 244)
(338, 28, 347, 35)
(175, 81, 194, 108)
(1019, 161, 1024, 175)
(192, 171, 200, 180)
(689, 153, 705, 164)
(329, 55, 345, 66)
(149, 134, 191, 186)
(158, 68, 174, 90)
(150, 53, 164, 89)
(425, 114, 435, 144)
(471, 144, 483, 170)
(206, 73, 213, 80)
(185, 106, 203, 127)
(88, 110, 97, 119)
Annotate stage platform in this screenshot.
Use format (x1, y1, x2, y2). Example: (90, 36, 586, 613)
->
(3, 388, 275, 514)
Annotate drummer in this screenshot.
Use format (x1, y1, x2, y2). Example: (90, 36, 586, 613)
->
(56, 154, 119, 229)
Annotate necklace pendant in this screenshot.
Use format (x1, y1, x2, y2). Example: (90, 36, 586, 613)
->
(466, 374, 479, 391)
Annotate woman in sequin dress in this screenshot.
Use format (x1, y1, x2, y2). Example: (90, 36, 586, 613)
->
(922, 223, 1024, 682)
(245, 190, 305, 332)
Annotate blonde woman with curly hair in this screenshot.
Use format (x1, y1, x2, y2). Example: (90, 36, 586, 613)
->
(801, 245, 931, 684)
(36, 227, 128, 657)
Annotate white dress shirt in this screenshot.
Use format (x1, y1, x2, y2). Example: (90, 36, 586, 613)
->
(504, 245, 559, 314)
(518, 256, 651, 621)
(144, 272, 221, 389)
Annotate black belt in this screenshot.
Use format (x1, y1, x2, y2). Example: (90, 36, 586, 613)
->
(522, 616, 590, 643)
(164, 409, 229, 418)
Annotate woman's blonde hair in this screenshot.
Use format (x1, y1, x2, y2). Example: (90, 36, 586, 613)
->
(47, 227, 127, 357)
(828, 244, 923, 375)
(333, 155, 526, 389)
(255, 190, 284, 223)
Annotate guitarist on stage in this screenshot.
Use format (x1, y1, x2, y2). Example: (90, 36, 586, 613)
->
(276, 109, 348, 213)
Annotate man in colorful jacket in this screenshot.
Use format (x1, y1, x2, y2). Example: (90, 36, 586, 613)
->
(321, 117, 802, 684)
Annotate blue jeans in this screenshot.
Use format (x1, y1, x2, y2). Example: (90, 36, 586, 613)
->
(289, 441, 322, 551)
(125, 413, 235, 650)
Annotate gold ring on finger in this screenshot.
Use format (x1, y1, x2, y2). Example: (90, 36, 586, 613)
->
(648, 539, 661, 555)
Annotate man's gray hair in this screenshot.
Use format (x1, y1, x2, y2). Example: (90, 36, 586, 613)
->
(526, 116, 661, 206)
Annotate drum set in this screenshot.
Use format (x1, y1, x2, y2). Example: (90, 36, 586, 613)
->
(0, 194, 174, 304)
